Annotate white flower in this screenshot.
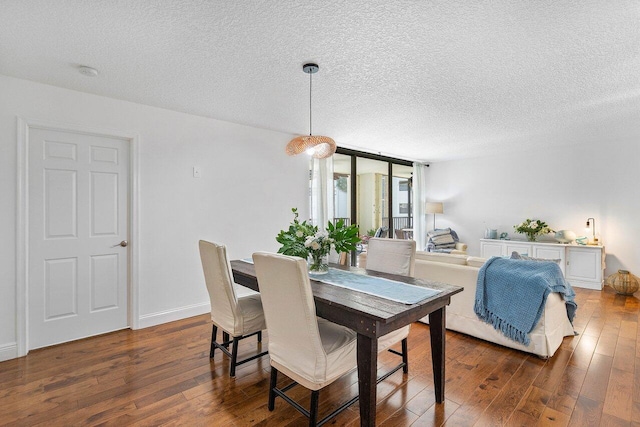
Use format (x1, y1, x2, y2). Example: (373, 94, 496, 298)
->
(296, 230, 304, 238)
(311, 241, 320, 250)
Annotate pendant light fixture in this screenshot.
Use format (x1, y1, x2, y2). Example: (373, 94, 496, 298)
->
(285, 63, 336, 159)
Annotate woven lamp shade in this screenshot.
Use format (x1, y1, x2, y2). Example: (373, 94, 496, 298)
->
(285, 135, 336, 159)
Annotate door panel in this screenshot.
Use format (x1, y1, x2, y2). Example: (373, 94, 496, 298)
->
(90, 254, 119, 311)
(91, 172, 118, 236)
(44, 257, 77, 319)
(29, 128, 129, 350)
(45, 169, 77, 238)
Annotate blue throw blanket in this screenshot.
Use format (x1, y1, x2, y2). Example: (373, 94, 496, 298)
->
(474, 257, 577, 345)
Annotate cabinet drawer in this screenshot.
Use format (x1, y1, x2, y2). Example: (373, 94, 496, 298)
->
(532, 246, 566, 275)
(480, 241, 504, 258)
(505, 243, 532, 257)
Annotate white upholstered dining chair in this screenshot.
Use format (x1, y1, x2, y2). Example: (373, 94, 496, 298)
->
(199, 240, 268, 377)
(252, 252, 358, 427)
(365, 237, 417, 376)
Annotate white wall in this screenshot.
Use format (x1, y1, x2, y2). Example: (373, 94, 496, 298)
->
(426, 140, 640, 277)
(0, 75, 309, 360)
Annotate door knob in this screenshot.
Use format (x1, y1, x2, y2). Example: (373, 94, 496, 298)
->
(112, 240, 128, 248)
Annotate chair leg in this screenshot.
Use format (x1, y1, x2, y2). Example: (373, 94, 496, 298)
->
(257, 331, 262, 342)
(309, 390, 319, 427)
(210, 325, 218, 358)
(229, 337, 240, 377)
(402, 338, 409, 373)
(268, 368, 278, 411)
(223, 332, 230, 347)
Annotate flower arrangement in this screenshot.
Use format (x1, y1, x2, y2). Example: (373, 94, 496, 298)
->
(514, 219, 554, 242)
(360, 228, 377, 244)
(276, 208, 360, 273)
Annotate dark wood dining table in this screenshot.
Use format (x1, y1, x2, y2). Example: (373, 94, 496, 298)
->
(230, 260, 463, 426)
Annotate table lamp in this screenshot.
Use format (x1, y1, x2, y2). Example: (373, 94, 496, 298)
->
(426, 202, 444, 230)
(585, 217, 598, 244)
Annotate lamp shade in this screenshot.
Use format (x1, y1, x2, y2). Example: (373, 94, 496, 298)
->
(286, 135, 336, 159)
(426, 202, 444, 214)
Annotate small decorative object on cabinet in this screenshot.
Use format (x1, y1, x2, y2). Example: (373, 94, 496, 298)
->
(575, 236, 588, 245)
(554, 230, 576, 244)
(484, 228, 498, 239)
(607, 270, 639, 295)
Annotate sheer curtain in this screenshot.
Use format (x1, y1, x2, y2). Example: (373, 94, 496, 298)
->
(412, 162, 428, 251)
(310, 157, 334, 228)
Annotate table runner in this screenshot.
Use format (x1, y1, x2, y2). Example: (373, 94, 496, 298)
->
(318, 268, 440, 304)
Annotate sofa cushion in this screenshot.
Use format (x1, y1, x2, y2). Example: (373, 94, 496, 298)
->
(511, 251, 561, 264)
(415, 251, 467, 265)
(466, 256, 487, 268)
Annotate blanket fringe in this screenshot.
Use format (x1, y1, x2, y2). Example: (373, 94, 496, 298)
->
(474, 300, 531, 345)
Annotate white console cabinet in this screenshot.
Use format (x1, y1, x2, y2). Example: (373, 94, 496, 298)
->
(480, 239, 605, 290)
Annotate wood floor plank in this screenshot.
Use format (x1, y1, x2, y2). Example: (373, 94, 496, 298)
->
(568, 395, 602, 426)
(603, 367, 634, 422)
(473, 356, 546, 426)
(580, 353, 613, 402)
(533, 346, 572, 392)
(410, 398, 459, 426)
(546, 363, 588, 416)
(538, 406, 571, 426)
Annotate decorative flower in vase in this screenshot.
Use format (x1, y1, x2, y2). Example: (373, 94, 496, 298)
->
(276, 208, 360, 274)
(513, 219, 554, 242)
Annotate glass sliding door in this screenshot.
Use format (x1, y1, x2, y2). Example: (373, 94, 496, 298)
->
(391, 164, 414, 239)
(356, 157, 389, 238)
(314, 148, 413, 265)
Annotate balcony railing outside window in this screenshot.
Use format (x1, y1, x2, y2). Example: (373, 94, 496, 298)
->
(383, 217, 413, 232)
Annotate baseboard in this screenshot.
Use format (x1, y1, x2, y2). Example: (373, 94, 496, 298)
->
(0, 342, 18, 362)
(137, 301, 211, 329)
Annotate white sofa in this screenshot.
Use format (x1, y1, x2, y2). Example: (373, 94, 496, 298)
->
(359, 251, 576, 358)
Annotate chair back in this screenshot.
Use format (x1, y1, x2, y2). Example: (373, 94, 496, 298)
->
(366, 237, 416, 277)
(199, 240, 240, 333)
(252, 252, 327, 378)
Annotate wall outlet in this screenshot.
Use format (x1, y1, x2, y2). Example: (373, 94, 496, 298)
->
(193, 166, 201, 178)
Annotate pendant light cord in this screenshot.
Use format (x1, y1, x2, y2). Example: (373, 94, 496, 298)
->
(309, 70, 312, 136)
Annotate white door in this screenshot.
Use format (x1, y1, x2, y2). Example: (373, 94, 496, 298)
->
(28, 128, 129, 349)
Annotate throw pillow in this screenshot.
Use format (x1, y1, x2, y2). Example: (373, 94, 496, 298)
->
(427, 228, 456, 248)
(510, 251, 561, 264)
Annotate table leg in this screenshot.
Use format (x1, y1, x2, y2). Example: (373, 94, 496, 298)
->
(429, 307, 446, 403)
(357, 333, 378, 426)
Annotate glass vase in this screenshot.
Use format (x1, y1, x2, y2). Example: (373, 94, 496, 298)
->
(308, 252, 329, 275)
(526, 233, 537, 242)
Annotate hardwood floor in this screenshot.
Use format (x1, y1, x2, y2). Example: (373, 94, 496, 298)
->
(0, 286, 636, 426)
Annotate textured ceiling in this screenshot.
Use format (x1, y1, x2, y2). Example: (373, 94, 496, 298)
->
(1, 1, 638, 162)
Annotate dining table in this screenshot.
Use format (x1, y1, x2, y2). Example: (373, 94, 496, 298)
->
(230, 260, 463, 426)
